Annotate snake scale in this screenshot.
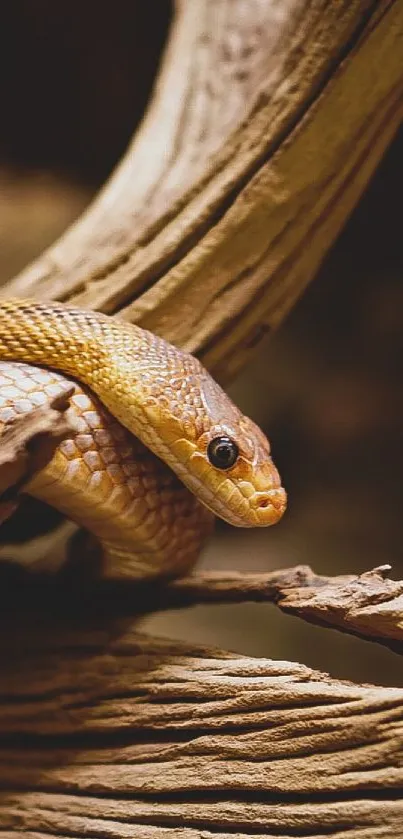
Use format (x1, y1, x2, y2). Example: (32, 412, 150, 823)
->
(0, 299, 287, 578)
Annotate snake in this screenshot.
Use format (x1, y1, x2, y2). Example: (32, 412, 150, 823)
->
(0, 299, 287, 578)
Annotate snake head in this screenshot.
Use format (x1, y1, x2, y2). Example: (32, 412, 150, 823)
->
(184, 412, 287, 527)
(142, 361, 287, 528)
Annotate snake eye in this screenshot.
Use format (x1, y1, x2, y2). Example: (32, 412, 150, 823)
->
(207, 436, 239, 470)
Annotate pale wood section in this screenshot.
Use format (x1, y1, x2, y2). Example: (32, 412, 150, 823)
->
(5, 2, 403, 383)
(0, 627, 402, 837)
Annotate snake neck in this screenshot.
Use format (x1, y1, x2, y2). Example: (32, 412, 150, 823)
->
(0, 299, 165, 441)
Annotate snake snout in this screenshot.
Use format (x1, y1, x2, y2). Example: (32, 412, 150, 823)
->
(251, 487, 287, 525)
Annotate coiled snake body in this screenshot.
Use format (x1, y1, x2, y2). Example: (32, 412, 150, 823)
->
(0, 299, 286, 578)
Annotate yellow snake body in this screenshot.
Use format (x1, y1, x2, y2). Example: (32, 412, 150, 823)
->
(0, 299, 286, 578)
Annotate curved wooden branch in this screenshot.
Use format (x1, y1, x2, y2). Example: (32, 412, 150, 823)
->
(5, 1, 403, 383)
(0, 627, 402, 837)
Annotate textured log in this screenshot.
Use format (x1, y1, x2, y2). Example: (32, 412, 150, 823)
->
(0, 627, 402, 837)
(5, 0, 403, 383)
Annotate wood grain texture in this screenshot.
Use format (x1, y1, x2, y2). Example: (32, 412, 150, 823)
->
(5, 0, 403, 383)
(0, 627, 402, 837)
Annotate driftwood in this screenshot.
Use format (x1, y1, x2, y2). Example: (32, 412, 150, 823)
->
(0, 618, 402, 838)
(1, 1, 403, 837)
(5, 563, 398, 649)
(119, 564, 403, 653)
(6, 1, 403, 382)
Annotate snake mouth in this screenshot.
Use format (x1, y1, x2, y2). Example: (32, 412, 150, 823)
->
(198, 483, 287, 528)
(249, 487, 287, 525)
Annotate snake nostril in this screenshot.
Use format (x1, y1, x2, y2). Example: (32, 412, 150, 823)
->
(258, 498, 270, 508)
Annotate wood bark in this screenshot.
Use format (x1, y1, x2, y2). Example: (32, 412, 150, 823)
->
(0, 623, 402, 838)
(1, 1, 403, 837)
(1, 562, 402, 651)
(118, 564, 403, 653)
(5, 0, 403, 383)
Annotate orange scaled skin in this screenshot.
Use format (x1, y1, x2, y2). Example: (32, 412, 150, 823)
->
(0, 361, 212, 579)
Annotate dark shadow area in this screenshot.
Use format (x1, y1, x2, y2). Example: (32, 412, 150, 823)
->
(0, 0, 172, 184)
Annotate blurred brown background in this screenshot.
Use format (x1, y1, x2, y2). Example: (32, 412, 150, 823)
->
(0, 1, 401, 685)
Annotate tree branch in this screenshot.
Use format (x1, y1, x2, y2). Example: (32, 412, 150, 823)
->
(1, 563, 401, 655)
(5, 1, 403, 383)
(156, 564, 403, 653)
